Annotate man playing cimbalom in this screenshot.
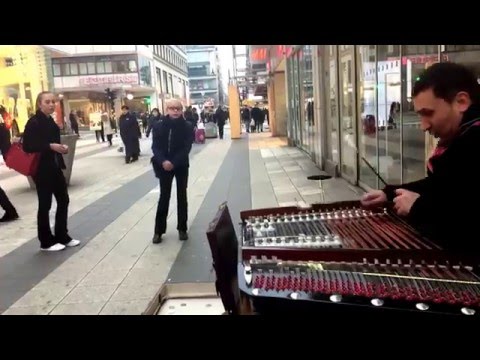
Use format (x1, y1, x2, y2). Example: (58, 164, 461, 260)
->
(151, 99, 194, 243)
(361, 62, 480, 252)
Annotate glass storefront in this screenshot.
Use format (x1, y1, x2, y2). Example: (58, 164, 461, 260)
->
(0, 45, 54, 134)
(357, 45, 377, 188)
(286, 44, 475, 190)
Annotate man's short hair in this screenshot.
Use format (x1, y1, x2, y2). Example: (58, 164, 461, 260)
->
(166, 99, 183, 110)
(413, 62, 480, 103)
(121, 105, 129, 110)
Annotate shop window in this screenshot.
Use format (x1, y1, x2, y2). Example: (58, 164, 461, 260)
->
(325, 45, 340, 165)
(377, 45, 401, 185)
(401, 44, 439, 183)
(357, 45, 377, 188)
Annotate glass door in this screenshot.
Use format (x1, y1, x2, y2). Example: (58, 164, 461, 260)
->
(338, 45, 358, 183)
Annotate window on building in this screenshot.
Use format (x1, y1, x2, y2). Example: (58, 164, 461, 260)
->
(104, 61, 112, 73)
(163, 70, 169, 93)
(87, 62, 95, 74)
(96, 62, 105, 74)
(128, 60, 137, 72)
(156, 68, 162, 93)
(79, 63, 87, 75)
(62, 63, 70, 76)
(114, 61, 126, 72)
(169, 73, 173, 95)
(53, 64, 61, 76)
(70, 63, 78, 75)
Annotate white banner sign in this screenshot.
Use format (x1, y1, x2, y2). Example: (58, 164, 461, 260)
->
(79, 73, 139, 87)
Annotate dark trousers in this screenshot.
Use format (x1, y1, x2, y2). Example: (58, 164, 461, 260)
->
(154, 167, 188, 235)
(256, 120, 263, 132)
(218, 124, 224, 139)
(95, 130, 105, 142)
(34, 169, 71, 248)
(244, 120, 250, 132)
(72, 124, 79, 135)
(0, 185, 16, 214)
(106, 134, 113, 146)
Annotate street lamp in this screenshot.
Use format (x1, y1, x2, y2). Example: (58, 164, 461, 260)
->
(126, 93, 134, 100)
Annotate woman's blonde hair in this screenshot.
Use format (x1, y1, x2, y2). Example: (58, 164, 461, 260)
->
(35, 91, 54, 112)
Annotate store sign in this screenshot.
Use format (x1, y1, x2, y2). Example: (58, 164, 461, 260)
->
(250, 46, 269, 64)
(79, 73, 139, 87)
(396, 54, 449, 66)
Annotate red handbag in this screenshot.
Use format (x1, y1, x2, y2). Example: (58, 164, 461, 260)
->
(5, 141, 40, 177)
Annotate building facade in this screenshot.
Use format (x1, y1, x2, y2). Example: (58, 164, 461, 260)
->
(0, 45, 56, 134)
(186, 45, 225, 107)
(47, 45, 188, 129)
(151, 45, 189, 114)
(282, 45, 480, 191)
(48, 45, 155, 129)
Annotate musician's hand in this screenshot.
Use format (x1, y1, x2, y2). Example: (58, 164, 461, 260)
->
(361, 190, 387, 208)
(393, 189, 420, 216)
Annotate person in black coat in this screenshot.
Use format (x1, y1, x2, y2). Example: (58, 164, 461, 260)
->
(118, 105, 141, 164)
(251, 104, 264, 133)
(146, 108, 162, 138)
(241, 106, 251, 133)
(361, 62, 480, 252)
(69, 110, 79, 136)
(151, 99, 193, 243)
(23, 91, 80, 251)
(214, 106, 226, 139)
(0, 121, 18, 223)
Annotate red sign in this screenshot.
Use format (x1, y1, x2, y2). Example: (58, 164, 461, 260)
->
(396, 54, 449, 66)
(251, 48, 268, 62)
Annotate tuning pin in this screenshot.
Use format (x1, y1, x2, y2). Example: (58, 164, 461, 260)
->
(267, 223, 276, 236)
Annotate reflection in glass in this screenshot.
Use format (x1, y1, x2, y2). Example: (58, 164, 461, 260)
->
(401, 45, 438, 183)
(325, 45, 339, 164)
(357, 45, 377, 188)
(377, 45, 401, 185)
(302, 45, 314, 154)
(339, 45, 357, 180)
(293, 53, 301, 145)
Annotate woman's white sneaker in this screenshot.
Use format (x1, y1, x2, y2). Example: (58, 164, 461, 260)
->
(40, 243, 66, 252)
(65, 239, 81, 247)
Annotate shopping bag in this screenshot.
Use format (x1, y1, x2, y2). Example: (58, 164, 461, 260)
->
(5, 141, 40, 177)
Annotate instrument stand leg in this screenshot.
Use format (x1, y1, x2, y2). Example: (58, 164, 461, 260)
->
(319, 179, 325, 203)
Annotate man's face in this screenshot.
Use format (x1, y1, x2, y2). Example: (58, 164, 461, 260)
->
(167, 103, 183, 119)
(122, 108, 128, 115)
(413, 88, 470, 139)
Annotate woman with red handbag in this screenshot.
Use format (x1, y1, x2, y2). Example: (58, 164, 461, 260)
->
(0, 119, 19, 222)
(23, 92, 81, 252)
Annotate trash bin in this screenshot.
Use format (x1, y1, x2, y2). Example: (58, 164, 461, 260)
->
(27, 134, 79, 189)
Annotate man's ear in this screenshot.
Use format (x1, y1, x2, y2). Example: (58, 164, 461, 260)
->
(455, 91, 472, 112)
